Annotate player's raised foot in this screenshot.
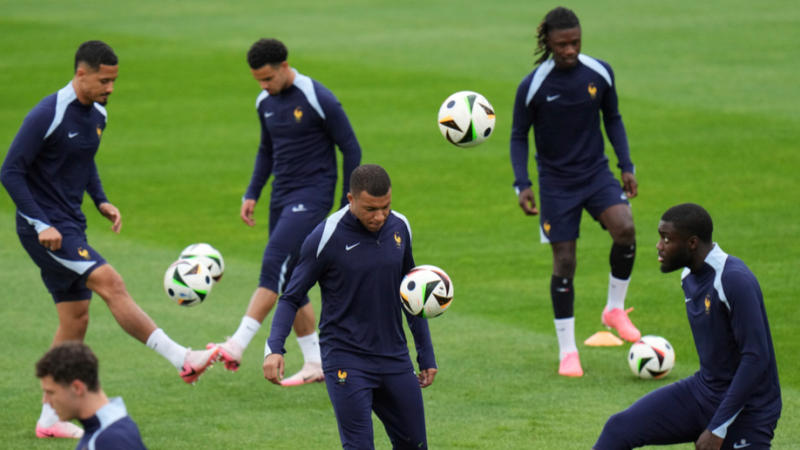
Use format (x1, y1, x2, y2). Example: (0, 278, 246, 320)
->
(558, 351, 584, 377)
(36, 421, 84, 439)
(207, 338, 243, 372)
(602, 307, 642, 343)
(281, 361, 324, 386)
(180, 347, 221, 384)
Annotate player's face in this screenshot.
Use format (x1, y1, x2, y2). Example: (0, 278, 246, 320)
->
(74, 63, 118, 105)
(348, 188, 392, 233)
(547, 26, 581, 69)
(251, 61, 291, 95)
(656, 220, 692, 273)
(40, 376, 80, 421)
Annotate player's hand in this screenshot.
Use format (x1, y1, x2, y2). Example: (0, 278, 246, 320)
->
(241, 198, 257, 227)
(695, 429, 723, 450)
(621, 172, 638, 199)
(418, 368, 438, 388)
(38, 226, 63, 251)
(263, 353, 285, 385)
(98, 202, 122, 233)
(517, 187, 539, 216)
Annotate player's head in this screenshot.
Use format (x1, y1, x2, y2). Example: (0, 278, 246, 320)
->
(535, 6, 581, 69)
(73, 40, 118, 105)
(347, 164, 392, 233)
(657, 203, 714, 273)
(248, 38, 293, 95)
(36, 341, 101, 421)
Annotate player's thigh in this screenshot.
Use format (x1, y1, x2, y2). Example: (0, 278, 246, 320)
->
(17, 231, 106, 302)
(325, 368, 378, 449)
(259, 203, 328, 291)
(595, 378, 707, 449)
(372, 370, 427, 449)
(538, 185, 585, 243)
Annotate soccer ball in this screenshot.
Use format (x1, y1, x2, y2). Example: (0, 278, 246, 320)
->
(628, 335, 675, 379)
(163, 258, 214, 307)
(399, 265, 454, 318)
(180, 243, 224, 282)
(437, 91, 496, 147)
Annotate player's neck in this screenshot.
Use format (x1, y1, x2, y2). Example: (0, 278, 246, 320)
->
(78, 390, 110, 420)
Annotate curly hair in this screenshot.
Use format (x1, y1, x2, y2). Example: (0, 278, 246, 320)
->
(36, 341, 100, 391)
(247, 38, 288, 69)
(74, 40, 117, 72)
(534, 7, 580, 65)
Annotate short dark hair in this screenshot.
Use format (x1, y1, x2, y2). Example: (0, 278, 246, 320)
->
(36, 341, 100, 391)
(247, 38, 288, 69)
(350, 164, 391, 197)
(661, 203, 714, 243)
(534, 6, 580, 64)
(74, 40, 118, 72)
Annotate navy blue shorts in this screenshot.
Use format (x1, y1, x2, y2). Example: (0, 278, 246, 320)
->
(17, 231, 106, 302)
(538, 170, 628, 243)
(594, 376, 777, 449)
(325, 368, 427, 449)
(259, 201, 329, 297)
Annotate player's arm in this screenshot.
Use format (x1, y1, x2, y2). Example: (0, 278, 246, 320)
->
(599, 65, 637, 198)
(85, 159, 121, 233)
(264, 227, 327, 384)
(510, 80, 538, 215)
(1, 104, 61, 249)
(319, 86, 362, 208)
(705, 270, 772, 439)
(241, 108, 274, 226)
(399, 231, 438, 387)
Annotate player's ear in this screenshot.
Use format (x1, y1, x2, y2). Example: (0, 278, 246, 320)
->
(346, 192, 354, 204)
(69, 379, 87, 396)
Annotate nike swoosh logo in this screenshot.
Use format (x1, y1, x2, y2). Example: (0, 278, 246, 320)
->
(68, 132, 79, 138)
(345, 243, 360, 251)
(264, 112, 274, 118)
(733, 443, 751, 449)
(546, 95, 560, 102)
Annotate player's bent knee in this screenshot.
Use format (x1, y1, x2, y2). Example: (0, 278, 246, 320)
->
(87, 265, 129, 301)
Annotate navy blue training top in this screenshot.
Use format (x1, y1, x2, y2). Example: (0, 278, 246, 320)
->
(245, 69, 361, 209)
(2, 81, 109, 236)
(682, 244, 781, 437)
(76, 397, 146, 450)
(268, 206, 436, 373)
(510, 54, 633, 190)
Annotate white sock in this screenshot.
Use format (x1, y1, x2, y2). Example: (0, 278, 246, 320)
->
(231, 316, 261, 349)
(146, 328, 188, 370)
(37, 403, 59, 427)
(606, 274, 631, 311)
(554, 318, 577, 360)
(297, 332, 321, 363)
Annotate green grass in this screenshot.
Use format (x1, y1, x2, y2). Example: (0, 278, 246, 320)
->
(1, 0, 799, 448)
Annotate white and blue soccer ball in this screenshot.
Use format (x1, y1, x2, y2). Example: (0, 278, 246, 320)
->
(437, 90, 496, 147)
(628, 335, 675, 379)
(163, 258, 214, 307)
(180, 243, 224, 282)
(399, 265, 454, 318)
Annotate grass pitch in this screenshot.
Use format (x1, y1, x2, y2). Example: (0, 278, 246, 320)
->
(1, 1, 799, 448)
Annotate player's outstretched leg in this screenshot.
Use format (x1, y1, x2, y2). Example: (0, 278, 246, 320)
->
(180, 347, 221, 384)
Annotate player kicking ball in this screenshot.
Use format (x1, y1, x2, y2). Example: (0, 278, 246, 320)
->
(1, 40, 219, 439)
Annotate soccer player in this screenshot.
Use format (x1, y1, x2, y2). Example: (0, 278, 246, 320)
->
(209, 38, 361, 385)
(509, 6, 640, 377)
(264, 164, 437, 448)
(1, 40, 219, 438)
(36, 341, 147, 449)
(594, 203, 781, 450)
